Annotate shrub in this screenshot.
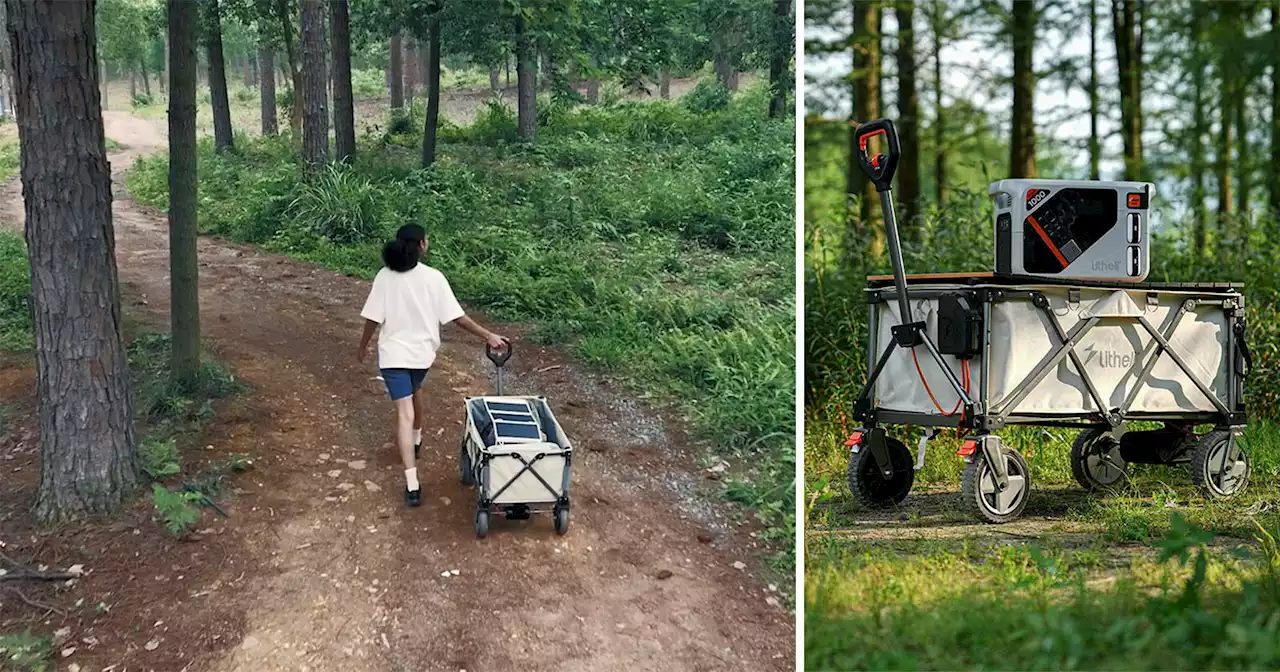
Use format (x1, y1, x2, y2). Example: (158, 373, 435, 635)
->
(0, 232, 31, 351)
(683, 79, 731, 113)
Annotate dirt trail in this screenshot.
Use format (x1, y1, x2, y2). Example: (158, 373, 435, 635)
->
(0, 110, 792, 671)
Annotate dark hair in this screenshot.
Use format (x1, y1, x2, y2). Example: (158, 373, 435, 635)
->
(382, 224, 426, 272)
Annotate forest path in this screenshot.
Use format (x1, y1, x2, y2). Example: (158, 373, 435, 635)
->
(0, 108, 792, 671)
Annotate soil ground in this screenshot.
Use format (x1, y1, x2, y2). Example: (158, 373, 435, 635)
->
(0, 90, 793, 671)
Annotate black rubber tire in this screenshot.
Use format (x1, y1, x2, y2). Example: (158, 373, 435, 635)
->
(1190, 430, 1250, 498)
(961, 445, 1031, 524)
(1070, 428, 1127, 492)
(847, 436, 914, 508)
(475, 508, 490, 538)
(459, 442, 475, 487)
(554, 506, 569, 535)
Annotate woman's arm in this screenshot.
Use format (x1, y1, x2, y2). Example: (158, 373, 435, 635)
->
(357, 319, 378, 362)
(452, 315, 507, 349)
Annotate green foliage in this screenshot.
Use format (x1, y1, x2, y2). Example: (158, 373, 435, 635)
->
(683, 79, 731, 113)
(806, 520, 1280, 670)
(131, 91, 153, 108)
(139, 437, 181, 480)
(125, 85, 796, 570)
(0, 632, 53, 672)
(0, 232, 32, 351)
(127, 331, 240, 424)
(351, 68, 386, 99)
(151, 483, 201, 536)
(0, 140, 20, 182)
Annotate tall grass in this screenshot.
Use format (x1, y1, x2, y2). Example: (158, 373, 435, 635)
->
(0, 232, 31, 351)
(125, 82, 797, 570)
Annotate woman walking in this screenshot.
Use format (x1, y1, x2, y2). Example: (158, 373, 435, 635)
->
(357, 224, 507, 507)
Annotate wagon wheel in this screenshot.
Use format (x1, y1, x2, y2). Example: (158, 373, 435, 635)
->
(474, 508, 490, 538)
(1070, 428, 1127, 492)
(459, 441, 475, 487)
(847, 436, 914, 508)
(553, 505, 569, 535)
(1190, 430, 1250, 499)
(961, 445, 1030, 524)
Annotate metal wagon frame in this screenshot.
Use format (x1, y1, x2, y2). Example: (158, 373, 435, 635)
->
(843, 118, 1253, 523)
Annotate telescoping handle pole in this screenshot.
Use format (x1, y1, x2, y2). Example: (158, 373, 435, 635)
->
(486, 341, 513, 395)
(855, 118, 912, 324)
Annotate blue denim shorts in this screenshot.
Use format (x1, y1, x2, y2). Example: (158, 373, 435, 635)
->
(381, 368, 428, 401)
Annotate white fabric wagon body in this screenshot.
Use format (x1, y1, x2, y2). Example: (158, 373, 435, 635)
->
(865, 275, 1247, 425)
(463, 395, 572, 506)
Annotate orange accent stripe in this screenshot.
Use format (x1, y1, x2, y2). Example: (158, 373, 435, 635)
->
(1027, 215, 1069, 269)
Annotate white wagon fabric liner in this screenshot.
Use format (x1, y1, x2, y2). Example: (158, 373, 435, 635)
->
(867, 277, 1244, 421)
(464, 395, 571, 506)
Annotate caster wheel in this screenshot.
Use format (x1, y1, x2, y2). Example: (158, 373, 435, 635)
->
(459, 442, 475, 487)
(847, 436, 914, 508)
(554, 506, 569, 535)
(1190, 430, 1250, 498)
(961, 445, 1030, 523)
(1070, 429, 1127, 492)
(475, 509, 490, 538)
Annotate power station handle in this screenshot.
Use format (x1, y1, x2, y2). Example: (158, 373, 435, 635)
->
(856, 119, 900, 192)
(486, 340, 513, 368)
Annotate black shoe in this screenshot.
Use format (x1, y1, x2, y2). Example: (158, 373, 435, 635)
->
(414, 443, 421, 459)
(405, 488, 422, 507)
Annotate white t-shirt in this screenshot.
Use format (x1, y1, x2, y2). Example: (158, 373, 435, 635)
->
(360, 264, 466, 370)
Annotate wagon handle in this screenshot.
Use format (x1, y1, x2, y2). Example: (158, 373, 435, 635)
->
(486, 340, 513, 368)
(855, 118, 900, 193)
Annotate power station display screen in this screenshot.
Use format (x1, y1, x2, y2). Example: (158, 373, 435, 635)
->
(1023, 188, 1118, 274)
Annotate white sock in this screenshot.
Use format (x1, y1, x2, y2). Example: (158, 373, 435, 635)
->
(413, 428, 422, 446)
(404, 468, 419, 492)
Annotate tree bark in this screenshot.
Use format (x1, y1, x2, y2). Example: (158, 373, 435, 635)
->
(1271, 2, 1280, 216)
(140, 58, 152, 97)
(585, 76, 599, 103)
(514, 12, 536, 141)
(1190, 2, 1207, 253)
(659, 69, 670, 99)
(162, 33, 168, 93)
(389, 32, 403, 109)
(769, 0, 792, 118)
(1009, 0, 1037, 178)
(489, 66, 500, 92)
(422, 7, 441, 168)
(1218, 2, 1235, 223)
(1112, 0, 1142, 180)
(405, 37, 417, 106)
(7, 0, 139, 524)
(167, 0, 201, 389)
(300, 0, 328, 169)
(1236, 77, 1250, 219)
(129, 67, 137, 100)
(273, 0, 303, 135)
(259, 45, 277, 135)
(1088, 0, 1100, 180)
(931, 0, 945, 206)
(895, 1, 920, 232)
(205, 0, 234, 153)
(848, 0, 882, 256)
(330, 0, 354, 161)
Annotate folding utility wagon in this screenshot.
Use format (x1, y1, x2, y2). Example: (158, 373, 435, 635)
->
(843, 118, 1253, 524)
(459, 344, 573, 537)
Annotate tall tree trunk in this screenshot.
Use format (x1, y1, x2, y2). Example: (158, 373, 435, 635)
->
(129, 67, 137, 100)
(585, 75, 599, 103)
(1271, 2, 1280, 217)
(1236, 81, 1250, 220)
(274, 0, 303, 135)
(895, 1, 920, 232)
(714, 13, 741, 91)
(1218, 3, 1235, 224)
(931, 0, 945, 206)
(8, 0, 138, 524)
(659, 69, 670, 99)
(514, 12, 536, 141)
(205, 0, 234, 153)
(769, 0, 793, 118)
(162, 33, 168, 93)
(167, 0, 201, 389)
(100, 56, 107, 108)
(300, 0, 328, 169)
(140, 58, 152, 97)
(419, 42, 428, 102)
(389, 32, 403, 109)
(259, 45, 277, 135)
(249, 52, 257, 88)
(422, 6, 441, 167)
(1009, 0, 1037, 178)
(1088, 0, 1100, 179)
(405, 38, 417, 106)
(1112, 0, 1142, 180)
(1190, 2, 1207, 254)
(330, 0, 354, 161)
(489, 66, 500, 92)
(848, 0, 882, 257)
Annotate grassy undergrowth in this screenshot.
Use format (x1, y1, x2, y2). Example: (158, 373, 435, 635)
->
(125, 82, 797, 571)
(0, 232, 31, 351)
